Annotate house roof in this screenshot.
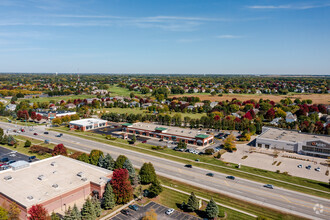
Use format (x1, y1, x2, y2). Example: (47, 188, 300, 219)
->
(195, 134, 209, 139)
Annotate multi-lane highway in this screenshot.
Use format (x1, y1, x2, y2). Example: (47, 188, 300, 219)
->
(1, 122, 329, 220)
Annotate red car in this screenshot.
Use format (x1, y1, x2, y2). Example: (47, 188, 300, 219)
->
(142, 140, 147, 143)
(21, 129, 25, 132)
(33, 133, 38, 135)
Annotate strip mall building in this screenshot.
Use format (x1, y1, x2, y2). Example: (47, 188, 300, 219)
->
(0, 156, 112, 219)
(122, 122, 214, 146)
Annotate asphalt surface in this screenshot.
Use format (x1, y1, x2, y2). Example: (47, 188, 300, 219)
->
(0, 146, 30, 163)
(111, 202, 200, 220)
(0, 122, 329, 220)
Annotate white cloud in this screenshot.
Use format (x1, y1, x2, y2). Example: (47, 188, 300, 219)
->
(216, 35, 242, 39)
(247, 3, 330, 10)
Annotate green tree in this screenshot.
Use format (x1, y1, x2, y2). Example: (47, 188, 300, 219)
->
(177, 140, 187, 149)
(91, 197, 101, 217)
(81, 198, 96, 220)
(77, 153, 90, 163)
(205, 198, 219, 219)
(71, 204, 81, 220)
(51, 212, 60, 220)
(97, 154, 104, 167)
(8, 201, 20, 220)
(114, 155, 128, 169)
(148, 179, 163, 198)
(123, 158, 136, 183)
(186, 192, 199, 212)
(102, 153, 115, 170)
(102, 183, 116, 210)
(139, 162, 156, 184)
(0, 206, 8, 220)
(24, 140, 32, 148)
(89, 150, 103, 166)
(131, 134, 136, 144)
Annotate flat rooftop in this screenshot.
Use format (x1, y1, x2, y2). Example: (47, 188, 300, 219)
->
(0, 156, 112, 208)
(258, 127, 330, 143)
(70, 118, 107, 126)
(127, 122, 211, 139)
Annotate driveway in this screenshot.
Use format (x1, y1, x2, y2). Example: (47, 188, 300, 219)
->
(111, 202, 200, 220)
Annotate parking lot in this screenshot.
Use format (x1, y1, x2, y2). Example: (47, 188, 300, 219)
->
(0, 146, 34, 170)
(111, 202, 200, 220)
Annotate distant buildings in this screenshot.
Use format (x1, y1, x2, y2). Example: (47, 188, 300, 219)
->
(0, 156, 112, 219)
(5, 104, 16, 111)
(38, 110, 77, 120)
(69, 118, 108, 131)
(122, 122, 214, 146)
(256, 127, 330, 158)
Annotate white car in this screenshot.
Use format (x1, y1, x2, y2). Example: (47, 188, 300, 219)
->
(315, 167, 321, 172)
(165, 208, 174, 215)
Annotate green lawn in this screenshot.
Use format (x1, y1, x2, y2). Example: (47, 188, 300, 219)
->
(21, 94, 96, 103)
(108, 85, 142, 97)
(48, 127, 330, 199)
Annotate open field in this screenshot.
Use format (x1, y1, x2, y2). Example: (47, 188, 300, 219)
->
(108, 85, 143, 97)
(21, 94, 96, 103)
(170, 93, 330, 104)
(49, 127, 330, 198)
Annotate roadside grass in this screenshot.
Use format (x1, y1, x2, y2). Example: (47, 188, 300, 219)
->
(21, 94, 96, 103)
(49, 127, 330, 199)
(159, 177, 306, 220)
(0, 116, 43, 126)
(0, 135, 78, 160)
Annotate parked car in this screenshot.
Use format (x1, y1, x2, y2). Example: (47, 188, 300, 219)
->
(206, 173, 214, 177)
(195, 159, 200, 162)
(128, 204, 139, 211)
(226, 176, 235, 180)
(8, 160, 16, 164)
(56, 133, 63, 137)
(165, 208, 174, 215)
(121, 209, 130, 216)
(44, 140, 50, 144)
(33, 133, 38, 135)
(297, 164, 302, 168)
(1, 157, 9, 162)
(263, 184, 274, 189)
(21, 129, 25, 132)
(28, 156, 36, 162)
(185, 164, 192, 168)
(315, 167, 321, 172)
(44, 131, 49, 134)
(142, 140, 147, 143)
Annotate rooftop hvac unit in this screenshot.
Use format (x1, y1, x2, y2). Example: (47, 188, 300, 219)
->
(38, 175, 46, 181)
(51, 162, 56, 166)
(81, 178, 87, 182)
(77, 172, 84, 177)
(27, 196, 34, 200)
(52, 184, 59, 188)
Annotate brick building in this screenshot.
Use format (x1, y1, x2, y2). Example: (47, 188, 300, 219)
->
(122, 122, 214, 146)
(0, 156, 112, 219)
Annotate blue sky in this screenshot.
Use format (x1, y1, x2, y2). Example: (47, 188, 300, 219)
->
(0, 0, 329, 74)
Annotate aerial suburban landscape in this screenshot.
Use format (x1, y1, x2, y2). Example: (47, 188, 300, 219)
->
(0, 1, 329, 220)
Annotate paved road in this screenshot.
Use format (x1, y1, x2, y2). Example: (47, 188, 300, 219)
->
(1, 122, 329, 220)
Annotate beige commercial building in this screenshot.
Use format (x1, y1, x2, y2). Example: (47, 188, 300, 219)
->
(0, 156, 112, 219)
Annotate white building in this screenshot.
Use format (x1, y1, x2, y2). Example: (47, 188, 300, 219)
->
(69, 118, 108, 131)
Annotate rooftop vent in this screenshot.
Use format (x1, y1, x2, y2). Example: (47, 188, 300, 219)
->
(53, 171, 57, 174)
(51, 162, 56, 166)
(38, 175, 46, 181)
(81, 178, 87, 182)
(27, 196, 34, 200)
(52, 184, 58, 188)
(4, 175, 12, 181)
(77, 172, 84, 177)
